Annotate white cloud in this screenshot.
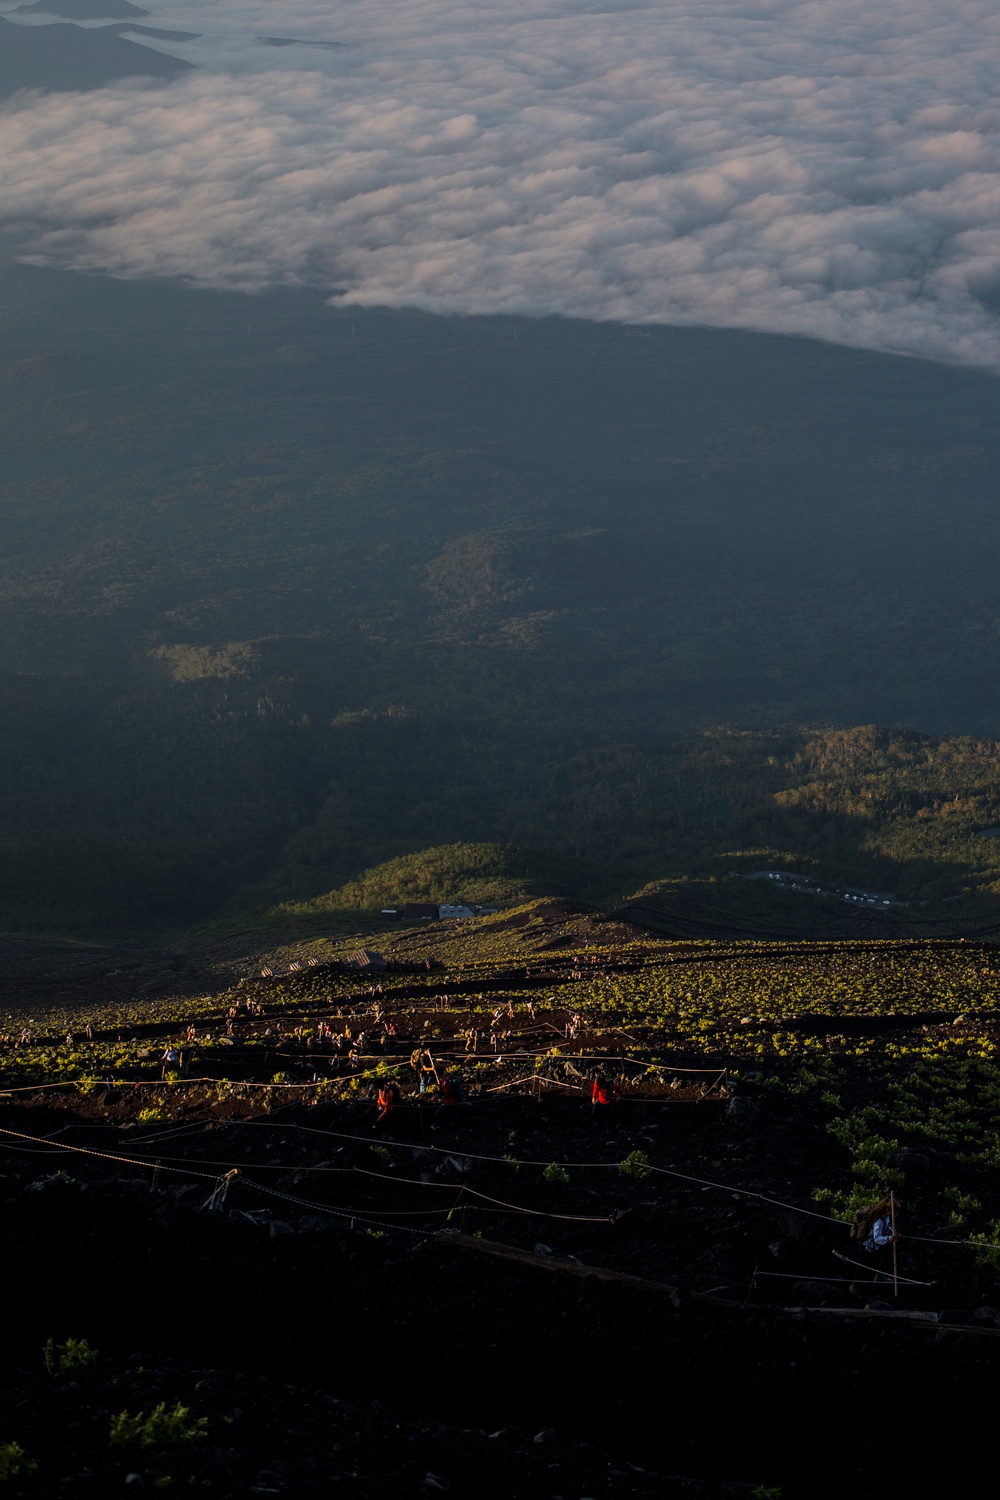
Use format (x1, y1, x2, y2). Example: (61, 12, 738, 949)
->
(4, 0, 1000, 365)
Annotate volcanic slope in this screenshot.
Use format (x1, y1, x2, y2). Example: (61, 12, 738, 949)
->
(5, 908, 1000, 1496)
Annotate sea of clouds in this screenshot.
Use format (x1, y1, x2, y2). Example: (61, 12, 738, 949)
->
(4, 0, 1000, 366)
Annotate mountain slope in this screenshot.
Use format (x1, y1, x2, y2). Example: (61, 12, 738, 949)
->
(0, 15, 191, 98)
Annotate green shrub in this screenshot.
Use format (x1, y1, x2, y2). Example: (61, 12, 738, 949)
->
(135, 1107, 168, 1127)
(0, 1441, 35, 1481)
(109, 1402, 208, 1449)
(43, 1336, 98, 1376)
(618, 1150, 651, 1181)
(542, 1162, 570, 1184)
(968, 1222, 1000, 1267)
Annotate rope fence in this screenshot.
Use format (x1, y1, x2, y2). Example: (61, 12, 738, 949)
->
(1, 1113, 995, 1259)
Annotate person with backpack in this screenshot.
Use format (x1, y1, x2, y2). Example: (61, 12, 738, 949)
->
(411, 1046, 435, 1094)
(863, 1203, 897, 1254)
(852, 1199, 898, 1279)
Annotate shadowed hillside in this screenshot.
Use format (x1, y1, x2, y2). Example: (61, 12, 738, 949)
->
(4, 267, 1000, 930)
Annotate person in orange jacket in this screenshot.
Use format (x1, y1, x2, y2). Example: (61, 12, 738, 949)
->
(374, 1079, 401, 1135)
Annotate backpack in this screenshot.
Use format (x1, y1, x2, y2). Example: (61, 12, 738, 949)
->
(850, 1202, 885, 1242)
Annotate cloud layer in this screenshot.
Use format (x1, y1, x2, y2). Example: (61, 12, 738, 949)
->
(5, 0, 1000, 365)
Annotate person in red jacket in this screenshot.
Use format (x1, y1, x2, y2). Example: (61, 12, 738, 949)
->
(432, 1069, 464, 1131)
(591, 1073, 619, 1127)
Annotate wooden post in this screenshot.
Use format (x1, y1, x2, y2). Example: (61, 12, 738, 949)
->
(890, 1191, 899, 1300)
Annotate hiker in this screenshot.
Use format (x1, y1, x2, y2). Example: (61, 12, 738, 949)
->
(852, 1199, 898, 1280)
(161, 1045, 179, 1079)
(432, 1069, 463, 1131)
(591, 1073, 619, 1126)
(412, 1047, 436, 1094)
(862, 1202, 898, 1255)
(375, 1080, 401, 1135)
(866, 1210, 896, 1252)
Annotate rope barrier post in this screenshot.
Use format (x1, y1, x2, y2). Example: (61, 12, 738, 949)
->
(150, 1160, 161, 1194)
(202, 1168, 238, 1214)
(891, 1191, 899, 1300)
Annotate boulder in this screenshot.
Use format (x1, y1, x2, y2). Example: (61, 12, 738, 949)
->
(725, 1098, 759, 1130)
(888, 1149, 930, 1171)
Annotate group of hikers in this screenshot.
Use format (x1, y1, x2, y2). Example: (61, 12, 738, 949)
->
(313, 1020, 397, 1056)
(371, 1049, 468, 1134)
(370, 1051, 625, 1137)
